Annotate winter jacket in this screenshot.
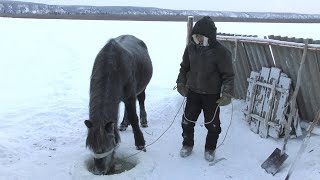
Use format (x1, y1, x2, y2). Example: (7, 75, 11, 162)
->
(176, 16, 234, 96)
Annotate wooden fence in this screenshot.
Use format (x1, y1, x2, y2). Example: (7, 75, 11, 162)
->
(217, 35, 320, 122)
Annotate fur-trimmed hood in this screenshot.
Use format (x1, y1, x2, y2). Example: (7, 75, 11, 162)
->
(191, 16, 217, 44)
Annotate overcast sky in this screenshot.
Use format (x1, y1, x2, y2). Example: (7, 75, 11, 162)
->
(19, 0, 320, 14)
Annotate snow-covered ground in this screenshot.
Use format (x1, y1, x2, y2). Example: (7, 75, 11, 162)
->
(0, 18, 319, 180)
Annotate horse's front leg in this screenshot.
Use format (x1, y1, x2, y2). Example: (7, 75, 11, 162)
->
(119, 108, 130, 131)
(125, 97, 146, 151)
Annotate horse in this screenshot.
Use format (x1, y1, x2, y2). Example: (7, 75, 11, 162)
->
(84, 35, 153, 175)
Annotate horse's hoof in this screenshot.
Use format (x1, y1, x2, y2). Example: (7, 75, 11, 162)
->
(140, 118, 148, 128)
(136, 146, 146, 152)
(141, 124, 148, 128)
(119, 125, 127, 131)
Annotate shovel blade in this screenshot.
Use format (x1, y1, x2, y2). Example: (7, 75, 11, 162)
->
(261, 148, 289, 175)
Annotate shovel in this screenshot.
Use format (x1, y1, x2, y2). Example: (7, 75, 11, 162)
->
(261, 40, 309, 175)
(261, 117, 290, 175)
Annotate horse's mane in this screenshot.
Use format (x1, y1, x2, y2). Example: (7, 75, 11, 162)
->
(89, 40, 122, 120)
(86, 40, 121, 150)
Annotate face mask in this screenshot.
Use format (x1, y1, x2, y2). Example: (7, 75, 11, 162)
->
(192, 34, 209, 46)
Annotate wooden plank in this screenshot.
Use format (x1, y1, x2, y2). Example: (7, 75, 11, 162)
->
(268, 73, 291, 138)
(247, 79, 287, 93)
(259, 67, 281, 138)
(250, 67, 270, 134)
(243, 112, 281, 128)
(244, 71, 260, 123)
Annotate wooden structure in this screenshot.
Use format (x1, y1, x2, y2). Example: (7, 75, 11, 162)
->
(218, 35, 320, 123)
(243, 67, 302, 138)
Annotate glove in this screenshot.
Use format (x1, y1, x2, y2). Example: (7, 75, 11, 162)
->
(216, 93, 232, 106)
(177, 83, 188, 97)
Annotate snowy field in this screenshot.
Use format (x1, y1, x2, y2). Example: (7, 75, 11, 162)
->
(0, 18, 320, 180)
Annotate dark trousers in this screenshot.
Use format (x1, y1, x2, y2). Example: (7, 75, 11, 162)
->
(181, 90, 221, 150)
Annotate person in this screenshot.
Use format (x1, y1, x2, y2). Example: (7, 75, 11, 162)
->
(176, 16, 234, 162)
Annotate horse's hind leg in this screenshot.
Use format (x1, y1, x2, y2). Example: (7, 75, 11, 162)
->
(138, 89, 148, 128)
(119, 108, 130, 131)
(125, 97, 146, 151)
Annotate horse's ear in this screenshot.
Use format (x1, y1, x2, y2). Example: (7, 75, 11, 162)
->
(84, 120, 93, 128)
(105, 122, 114, 132)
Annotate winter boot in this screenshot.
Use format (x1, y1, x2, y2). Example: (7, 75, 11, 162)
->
(180, 146, 193, 157)
(204, 149, 215, 162)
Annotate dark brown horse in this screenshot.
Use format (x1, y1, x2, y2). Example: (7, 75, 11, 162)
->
(84, 35, 153, 175)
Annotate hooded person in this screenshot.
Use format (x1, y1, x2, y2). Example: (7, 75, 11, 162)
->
(176, 16, 234, 162)
(191, 16, 217, 46)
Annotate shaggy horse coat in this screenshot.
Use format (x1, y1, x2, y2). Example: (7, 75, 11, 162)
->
(84, 35, 153, 175)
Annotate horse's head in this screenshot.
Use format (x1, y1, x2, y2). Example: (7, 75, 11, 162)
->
(84, 120, 117, 175)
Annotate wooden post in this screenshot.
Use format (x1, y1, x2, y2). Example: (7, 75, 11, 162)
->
(186, 16, 194, 45)
(285, 109, 320, 180)
(282, 39, 309, 154)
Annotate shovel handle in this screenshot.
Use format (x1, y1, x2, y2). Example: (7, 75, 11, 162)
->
(285, 110, 320, 180)
(281, 40, 309, 154)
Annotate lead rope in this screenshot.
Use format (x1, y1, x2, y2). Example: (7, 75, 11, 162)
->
(183, 100, 221, 125)
(182, 97, 234, 151)
(216, 101, 233, 150)
(123, 96, 186, 159)
(214, 34, 237, 151)
(123, 96, 234, 159)
(213, 35, 237, 151)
